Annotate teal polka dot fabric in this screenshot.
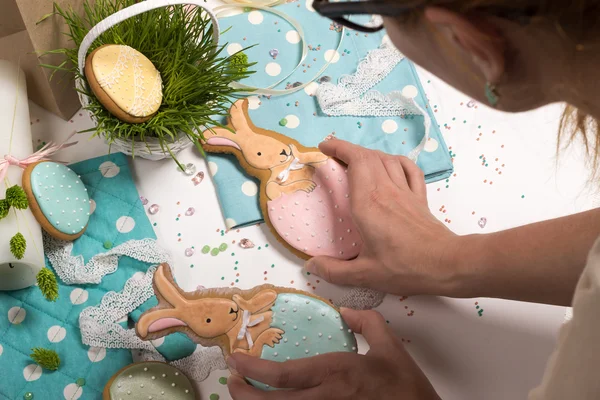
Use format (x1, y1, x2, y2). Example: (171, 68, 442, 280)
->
(0, 153, 195, 399)
(208, 5, 453, 229)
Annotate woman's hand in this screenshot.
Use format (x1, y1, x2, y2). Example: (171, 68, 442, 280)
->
(305, 139, 465, 297)
(227, 308, 441, 400)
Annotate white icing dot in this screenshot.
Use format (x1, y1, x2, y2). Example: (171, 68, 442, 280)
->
(308, 316, 312, 321)
(343, 343, 347, 347)
(265, 62, 281, 77)
(302, 336, 306, 340)
(321, 312, 326, 316)
(305, 349, 309, 354)
(324, 49, 340, 63)
(248, 10, 263, 24)
(402, 84, 419, 98)
(282, 321, 286, 325)
(318, 333, 323, 337)
(144, 367, 148, 371)
(296, 237, 301, 241)
(286, 357, 290, 360)
(316, 352, 320, 355)
(352, 346, 357, 351)
(274, 352, 278, 356)
(99, 161, 120, 178)
(23, 364, 42, 381)
(284, 338, 288, 342)
(285, 299, 289, 303)
(382, 119, 398, 134)
(162, 374, 167, 378)
(286, 30, 301, 44)
(172, 383, 176, 387)
(281, 308, 286, 312)
(116, 216, 136, 233)
(141, 384, 145, 388)
(293, 308, 297, 312)
(241, 180, 258, 196)
(348, 329, 352, 333)
(424, 138, 440, 152)
(295, 342, 299, 346)
(293, 326, 298, 330)
(226, 43, 243, 55)
(152, 376, 156, 380)
(284, 115, 300, 129)
(247, 96, 261, 110)
(340, 326, 344, 330)
(8, 307, 26, 324)
(129, 375, 133, 378)
(47, 325, 67, 343)
(304, 81, 319, 96)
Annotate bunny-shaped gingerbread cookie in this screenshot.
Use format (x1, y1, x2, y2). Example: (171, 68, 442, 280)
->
(202, 99, 363, 260)
(136, 264, 357, 390)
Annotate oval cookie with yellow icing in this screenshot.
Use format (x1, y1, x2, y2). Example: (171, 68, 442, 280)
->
(102, 362, 196, 400)
(85, 44, 163, 124)
(22, 161, 91, 241)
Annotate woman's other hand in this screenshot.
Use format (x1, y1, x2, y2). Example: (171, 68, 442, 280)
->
(305, 139, 466, 297)
(227, 308, 441, 400)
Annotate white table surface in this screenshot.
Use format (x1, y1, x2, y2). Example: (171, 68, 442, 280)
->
(30, 67, 595, 400)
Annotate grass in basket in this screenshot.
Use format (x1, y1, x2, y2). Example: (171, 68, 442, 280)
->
(42, 0, 255, 169)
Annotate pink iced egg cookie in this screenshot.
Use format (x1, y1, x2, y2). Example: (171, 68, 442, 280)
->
(268, 159, 362, 259)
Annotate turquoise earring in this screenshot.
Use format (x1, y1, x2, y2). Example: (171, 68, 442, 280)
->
(485, 82, 499, 107)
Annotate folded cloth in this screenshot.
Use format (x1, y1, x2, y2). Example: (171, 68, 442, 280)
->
(0, 153, 176, 400)
(209, 6, 453, 229)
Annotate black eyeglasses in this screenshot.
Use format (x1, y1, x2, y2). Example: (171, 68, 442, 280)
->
(313, 0, 419, 33)
(313, 0, 537, 33)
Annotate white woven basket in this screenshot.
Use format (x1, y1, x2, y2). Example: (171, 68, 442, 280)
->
(76, 0, 222, 161)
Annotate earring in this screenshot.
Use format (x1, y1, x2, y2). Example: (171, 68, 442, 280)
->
(485, 82, 499, 107)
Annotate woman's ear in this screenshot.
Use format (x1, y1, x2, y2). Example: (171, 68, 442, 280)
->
(424, 6, 506, 83)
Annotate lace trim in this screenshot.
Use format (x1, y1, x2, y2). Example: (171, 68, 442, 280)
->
(335, 287, 386, 310)
(316, 41, 431, 162)
(44, 232, 172, 285)
(79, 265, 164, 349)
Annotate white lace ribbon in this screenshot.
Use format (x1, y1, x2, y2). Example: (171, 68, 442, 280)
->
(80, 265, 162, 349)
(236, 310, 264, 349)
(43, 231, 172, 285)
(316, 41, 431, 163)
(276, 157, 305, 183)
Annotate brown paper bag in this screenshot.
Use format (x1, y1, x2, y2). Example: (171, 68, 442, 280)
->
(0, 0, 86, 120)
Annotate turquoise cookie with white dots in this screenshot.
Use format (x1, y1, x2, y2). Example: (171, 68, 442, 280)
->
(136, 264, 358, 391)
(22, 161, 91, 241)
(102, 362, 196, 399)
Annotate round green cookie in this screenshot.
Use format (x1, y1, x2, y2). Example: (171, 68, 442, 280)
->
(103, 362, 196, 400)
(23, 161, 90, 241)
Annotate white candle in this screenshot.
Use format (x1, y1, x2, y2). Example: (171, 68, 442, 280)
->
(0, 60, 45, 290)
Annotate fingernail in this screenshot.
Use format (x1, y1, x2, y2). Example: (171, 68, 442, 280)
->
(227, 355, 237, 370)
(304, 259, 315, 274)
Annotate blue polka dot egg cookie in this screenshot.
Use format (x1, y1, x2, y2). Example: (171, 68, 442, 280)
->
(136, 264, 358, 390)
(22, 161, 91, 241)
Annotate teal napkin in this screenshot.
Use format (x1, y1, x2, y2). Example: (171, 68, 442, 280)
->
(208, 5, 452, 229)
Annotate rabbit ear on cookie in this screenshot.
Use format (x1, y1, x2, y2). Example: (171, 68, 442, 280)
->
(202, 99, 256, 150)
(136, 264, 189, 339)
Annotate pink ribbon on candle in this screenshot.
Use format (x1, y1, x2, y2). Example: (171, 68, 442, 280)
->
(0, 132, 78, 182)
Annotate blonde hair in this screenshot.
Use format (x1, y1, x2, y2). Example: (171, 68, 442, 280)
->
(394, 0, 600, 168)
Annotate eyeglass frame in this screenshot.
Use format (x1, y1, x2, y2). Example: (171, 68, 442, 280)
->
(312, 0, 537, 33)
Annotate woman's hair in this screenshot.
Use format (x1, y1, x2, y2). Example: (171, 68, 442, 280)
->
(396, 1, 600, 169)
